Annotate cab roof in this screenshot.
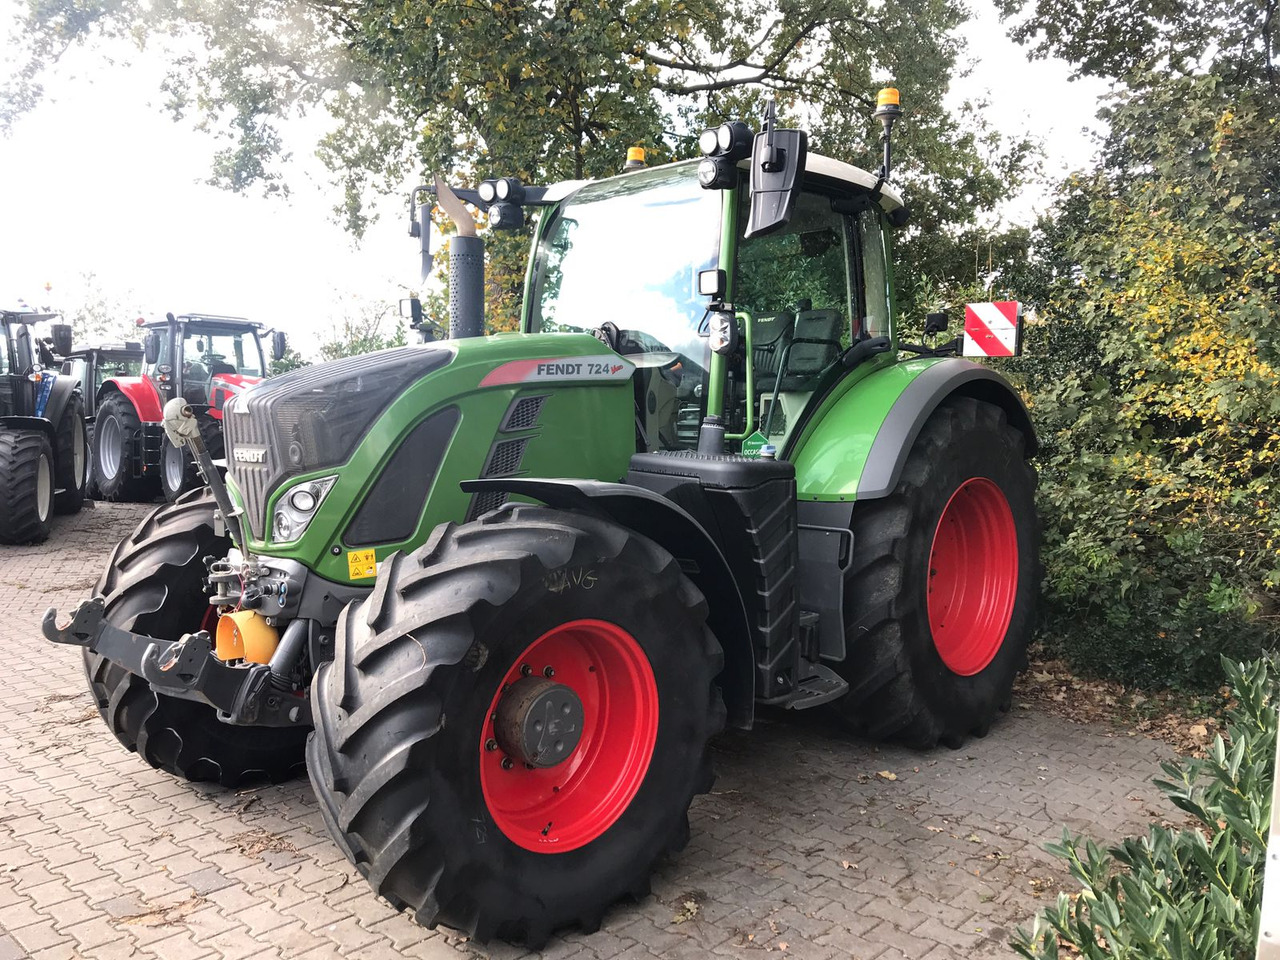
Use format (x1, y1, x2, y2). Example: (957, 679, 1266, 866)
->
(542, 154, 904, 212)
(142, 313, 262, 330)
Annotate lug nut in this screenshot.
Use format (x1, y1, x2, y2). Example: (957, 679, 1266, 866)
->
(485, 738, 498, 751)
(520, 663, 532, 677)
(501, 757, 514, 771)
(543, 666, 555, 678)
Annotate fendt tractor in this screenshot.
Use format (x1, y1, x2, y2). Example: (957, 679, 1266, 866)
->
(91, 312, 287, 502)
(1, 310, 89, 544)
(45, 92, 1039, 945)
(60, 340, 144, 499)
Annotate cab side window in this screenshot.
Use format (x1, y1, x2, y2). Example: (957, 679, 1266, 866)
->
(860, 212, 892, 339)
(0, 336, 10, 376)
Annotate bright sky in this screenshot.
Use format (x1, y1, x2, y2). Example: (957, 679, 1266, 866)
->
(0, 1, 1108, 354)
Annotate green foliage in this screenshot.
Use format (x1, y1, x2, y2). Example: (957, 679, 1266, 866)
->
(1006, 72, 1280, 688)
(1012, 655, 1276, 960)
(269, 347, 309, 375)
(6, 0, 1030, 318)
(63, 272, 146, 346)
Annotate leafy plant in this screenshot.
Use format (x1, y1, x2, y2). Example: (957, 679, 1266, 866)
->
(1012, 655, 1276, 960)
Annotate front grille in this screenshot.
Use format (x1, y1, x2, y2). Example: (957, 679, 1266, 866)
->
(224, 344, 454, 538)
(224, 403, 272, 538)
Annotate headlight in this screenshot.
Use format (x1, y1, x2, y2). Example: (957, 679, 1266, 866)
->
(270, 475, 337, 544)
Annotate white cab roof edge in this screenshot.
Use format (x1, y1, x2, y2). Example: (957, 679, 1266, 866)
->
(542, 154, 904, 212)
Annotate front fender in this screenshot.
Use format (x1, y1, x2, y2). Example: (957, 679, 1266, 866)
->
(790, 357, 1036, 502)
(461, 477, 756, 730)
(101, 377, 162, 422)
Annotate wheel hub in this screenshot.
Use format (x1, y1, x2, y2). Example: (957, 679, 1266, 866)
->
(493, 677, 584, 768)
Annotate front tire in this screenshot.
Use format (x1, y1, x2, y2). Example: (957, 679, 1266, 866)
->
(835, 396, 1038, 748)
(94, 392, 150, 501)
(83, 489, 309, 786)
(54, 394, 89, 514)
(308, 505, 725, 945)
(160, 439, 193, 502)
(0, 429, 54, 544)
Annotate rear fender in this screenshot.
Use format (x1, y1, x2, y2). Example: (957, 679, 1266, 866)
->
(101, 377, 162, 422)
(41, 375, 80, 429)
(462, 477, 756, 730)
(0, 415, 54, 439)
(790, 357, 1036, 502)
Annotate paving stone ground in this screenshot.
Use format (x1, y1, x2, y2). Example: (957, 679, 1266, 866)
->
(0, 502, 1173, 960)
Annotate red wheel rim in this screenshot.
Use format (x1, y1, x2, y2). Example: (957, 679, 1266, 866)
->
(927, 478, 1019, 676)
(479, 619, 659, 853)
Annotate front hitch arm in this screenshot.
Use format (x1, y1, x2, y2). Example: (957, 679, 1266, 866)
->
(42, 597, 311, 729)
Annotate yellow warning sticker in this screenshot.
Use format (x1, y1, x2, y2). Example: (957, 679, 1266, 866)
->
(347, 549, 378, 580)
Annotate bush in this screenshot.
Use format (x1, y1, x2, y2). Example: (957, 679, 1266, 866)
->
(1011, 655, 1275, 959)
(1010, 74, 1280, 688)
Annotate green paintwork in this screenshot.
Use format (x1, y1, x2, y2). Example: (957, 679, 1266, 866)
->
(227, 332, 635, 585)
(704, 187, 741, 420)
(788, 354, 948, 501)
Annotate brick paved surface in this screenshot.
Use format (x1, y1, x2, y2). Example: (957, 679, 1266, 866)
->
(0, 503, 1173, 960)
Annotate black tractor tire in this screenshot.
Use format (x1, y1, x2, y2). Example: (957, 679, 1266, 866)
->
(308, 505, 725, 946)
(84, 421, 99, 499)
(94, 391, 151, 501)
(0, 429, 55, 544)
(54, 393, 89, 514)
(82, 489, 309, 786)
(835, 396, 1038, 749)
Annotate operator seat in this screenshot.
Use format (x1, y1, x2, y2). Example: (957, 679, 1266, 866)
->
(208, 361, 237, 378)
(777, 310, 843, 390)
(753, 312, 796, 391)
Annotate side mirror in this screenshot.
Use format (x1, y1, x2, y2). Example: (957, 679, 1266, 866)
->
(399, 298, 425, 324)
(144, 332, 161, 365)
(744, 105, 808, 239)
(51, 323, 73, 357)
(272, 330, 287, 361)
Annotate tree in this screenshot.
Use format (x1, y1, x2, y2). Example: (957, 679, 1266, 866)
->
(62, 272, 147, 345)
(6, 0, 1030, 321)
(317, 296, 407, 360)
(1007, 71, 1280, 686)
(995, 0, 1277, 91)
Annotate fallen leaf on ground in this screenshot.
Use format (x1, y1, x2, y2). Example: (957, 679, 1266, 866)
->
(876, 771, 897, 781)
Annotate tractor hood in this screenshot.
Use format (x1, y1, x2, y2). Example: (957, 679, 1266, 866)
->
(223, 333, 637, 583)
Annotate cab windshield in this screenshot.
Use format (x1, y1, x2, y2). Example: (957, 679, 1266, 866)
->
(526, 163, 722, 377)
(181, 326, 264, 378)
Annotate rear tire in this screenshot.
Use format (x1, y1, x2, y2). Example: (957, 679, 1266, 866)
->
(0, 429, 54, 544)
(54, 394, 89, 514)
(94, 391, 150, 501)
(308, 505, 725, 945)
(835, 397, 1038, 748)
(83, 489, 308, 786)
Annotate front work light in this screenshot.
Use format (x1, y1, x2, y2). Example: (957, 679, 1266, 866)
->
(707, 309, 739, 355)
(271, 475, 337, 544)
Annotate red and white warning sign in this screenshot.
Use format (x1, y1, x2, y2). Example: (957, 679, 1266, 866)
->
(962, 301, 1022, 357)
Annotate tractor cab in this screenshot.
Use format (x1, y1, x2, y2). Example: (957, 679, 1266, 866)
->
(92, 312, 287, 502)
(138, 314, 272, 418)
(1, 310, 73, 419)
(523, 155, 903, 455)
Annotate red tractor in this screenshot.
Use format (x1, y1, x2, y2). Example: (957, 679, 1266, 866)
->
(92, 313, 286, 501)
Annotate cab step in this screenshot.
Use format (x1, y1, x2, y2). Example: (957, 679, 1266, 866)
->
(786, 663, 849, 710)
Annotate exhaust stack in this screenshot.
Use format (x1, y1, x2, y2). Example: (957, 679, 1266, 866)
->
(434, 175, 486, 339)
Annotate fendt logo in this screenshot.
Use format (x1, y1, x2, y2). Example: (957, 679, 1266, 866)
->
(232, 446, 268, 464)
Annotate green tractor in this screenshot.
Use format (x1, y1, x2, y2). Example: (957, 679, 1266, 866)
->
(44, 93, 1038, 945)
